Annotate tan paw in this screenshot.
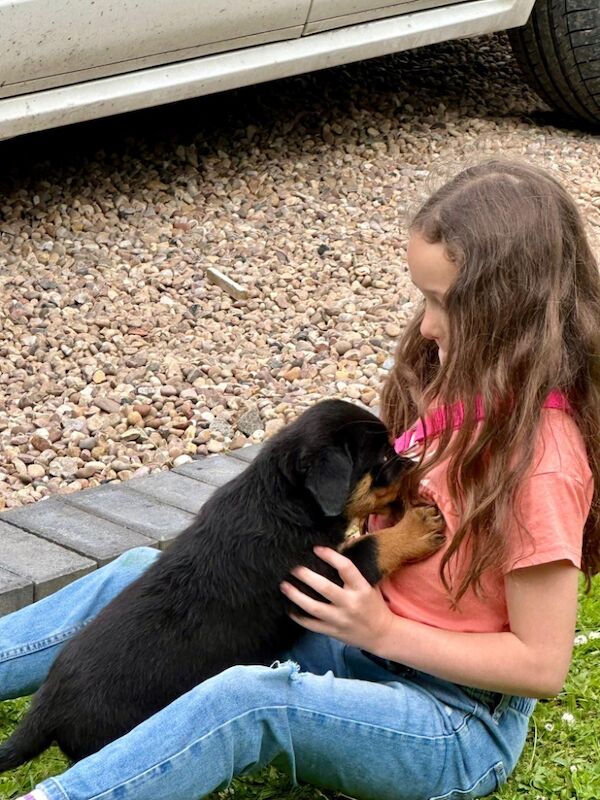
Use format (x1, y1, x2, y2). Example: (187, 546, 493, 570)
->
(407, 505, 446, 559)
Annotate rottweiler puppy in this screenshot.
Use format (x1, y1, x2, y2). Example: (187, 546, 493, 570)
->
(0, 399, 444, 769)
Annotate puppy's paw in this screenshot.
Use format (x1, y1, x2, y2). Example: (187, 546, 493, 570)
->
(405, 505, 446, 559)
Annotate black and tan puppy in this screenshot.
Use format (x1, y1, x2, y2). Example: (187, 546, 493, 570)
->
(0, 399, 444, 769)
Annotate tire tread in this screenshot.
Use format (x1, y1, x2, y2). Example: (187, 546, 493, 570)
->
(508, 0, 600, 125)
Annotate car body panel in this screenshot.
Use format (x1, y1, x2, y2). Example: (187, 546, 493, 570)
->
(0, 0, 538, 140)
(1, 0, 308, 97)
(306, 0, 464, 33)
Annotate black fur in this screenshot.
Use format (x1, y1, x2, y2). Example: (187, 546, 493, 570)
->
(0, 399, 412, 768)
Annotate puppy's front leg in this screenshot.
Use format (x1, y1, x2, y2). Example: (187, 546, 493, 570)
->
(340, 506, 445, 585)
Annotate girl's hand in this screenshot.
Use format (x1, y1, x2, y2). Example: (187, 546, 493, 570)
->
(280, 546, 395, 653)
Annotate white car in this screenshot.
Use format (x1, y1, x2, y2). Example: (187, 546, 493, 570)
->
(1, 0, 598, 140)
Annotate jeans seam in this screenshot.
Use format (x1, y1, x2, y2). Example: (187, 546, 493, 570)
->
(492, 695, 513, 724)
(42, 777, 71, 800)
(428, 760, 503, 800)
(0, 623, 89, 662)
(288, 706, 474, 740)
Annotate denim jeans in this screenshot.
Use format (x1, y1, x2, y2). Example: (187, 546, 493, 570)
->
(0, 547, 536, 800)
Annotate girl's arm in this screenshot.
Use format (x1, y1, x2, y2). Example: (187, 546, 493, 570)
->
(375, 560, 579, 697)
(280, 548, 579, 699)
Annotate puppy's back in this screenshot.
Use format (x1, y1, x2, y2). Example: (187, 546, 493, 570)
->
(37, 461, 318, 758)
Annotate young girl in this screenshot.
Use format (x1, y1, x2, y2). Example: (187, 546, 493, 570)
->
(2, 158, 599, 800)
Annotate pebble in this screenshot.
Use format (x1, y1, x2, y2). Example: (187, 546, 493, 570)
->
(95, 397, 122, 414)
(31, 435, 52, 452)
(237, 407, 263, 436)
(173, 454, 193, 466)
(48, 457, 82, 478)
(27, 463, 46, 480)
(335, 340, 352, 356)
(209, 419, 234, 438)
(76, 462, 105, 478)
(207, 440, 225, 453)
(265, 419, 285, 436)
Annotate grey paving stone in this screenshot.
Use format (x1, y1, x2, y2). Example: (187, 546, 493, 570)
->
(228, 444, 263, 463)
(126, 471, 216, 515)
(0, 567, 33, 617)
(174, 454, 248, 486)
(2, 499, 156, 564)
(63, 484, 195, 548)
(0, 522, 95, 602)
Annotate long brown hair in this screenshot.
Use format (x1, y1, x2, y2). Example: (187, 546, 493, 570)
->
(380, 159, 600, 602)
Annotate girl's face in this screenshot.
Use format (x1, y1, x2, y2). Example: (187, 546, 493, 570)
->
(407, 233, 458, 365)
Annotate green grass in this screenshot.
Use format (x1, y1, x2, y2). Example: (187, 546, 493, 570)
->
(1, 582, 598, 800)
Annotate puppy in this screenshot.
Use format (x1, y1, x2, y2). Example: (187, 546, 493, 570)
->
(0, 399, 444, 769)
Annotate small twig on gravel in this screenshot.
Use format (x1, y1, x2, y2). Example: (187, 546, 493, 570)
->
(206, 267, 249, 301)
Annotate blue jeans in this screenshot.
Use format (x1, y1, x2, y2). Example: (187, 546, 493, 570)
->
(0, 547, 535, 800)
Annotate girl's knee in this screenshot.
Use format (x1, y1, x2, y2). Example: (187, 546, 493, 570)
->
(220, 660, 300, 685)
(203, 660, 301, 706)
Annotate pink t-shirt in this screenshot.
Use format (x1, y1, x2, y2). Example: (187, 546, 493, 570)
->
(374, 408, 594, 633)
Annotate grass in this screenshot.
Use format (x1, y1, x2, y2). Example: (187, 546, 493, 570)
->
(1, 581, 598, 800)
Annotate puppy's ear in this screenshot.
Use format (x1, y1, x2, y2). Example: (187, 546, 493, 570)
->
(305, 444, 353, 517)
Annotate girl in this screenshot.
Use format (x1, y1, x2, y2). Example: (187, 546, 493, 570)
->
(2, 159, 599, 800)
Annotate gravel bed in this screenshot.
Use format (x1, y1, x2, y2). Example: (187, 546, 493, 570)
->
(0, 32, 598, 509)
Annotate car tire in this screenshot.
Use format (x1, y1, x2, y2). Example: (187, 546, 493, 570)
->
(508, 0, 600, 126)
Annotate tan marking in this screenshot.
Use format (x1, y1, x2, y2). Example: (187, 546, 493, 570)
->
(341, 505, 445, 576)
(344, 474, 405, 522)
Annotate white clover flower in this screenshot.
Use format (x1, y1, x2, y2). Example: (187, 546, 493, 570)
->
(545, 722, 554, 731)
(562, 712, 575, 724)
(570, 765, 578, 774)
(588, 631, 600, 640)
(574, 634, 588, 646)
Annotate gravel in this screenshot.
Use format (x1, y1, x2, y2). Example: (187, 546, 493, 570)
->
(0, 32, 598, 509)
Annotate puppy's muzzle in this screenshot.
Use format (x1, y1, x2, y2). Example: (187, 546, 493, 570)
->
(344, 455, 413, 521)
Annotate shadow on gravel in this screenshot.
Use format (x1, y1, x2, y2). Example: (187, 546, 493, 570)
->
(1, 31, 585, 188)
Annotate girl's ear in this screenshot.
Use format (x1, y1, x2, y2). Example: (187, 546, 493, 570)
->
(304, 444, 353, 517)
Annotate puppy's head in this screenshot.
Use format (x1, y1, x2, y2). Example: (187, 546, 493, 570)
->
(269, 399, 413, 521)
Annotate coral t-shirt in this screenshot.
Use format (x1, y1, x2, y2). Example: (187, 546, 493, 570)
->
(375, 408, 594, 633)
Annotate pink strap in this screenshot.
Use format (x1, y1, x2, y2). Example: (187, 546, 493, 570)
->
(394, 389, 573, 454)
